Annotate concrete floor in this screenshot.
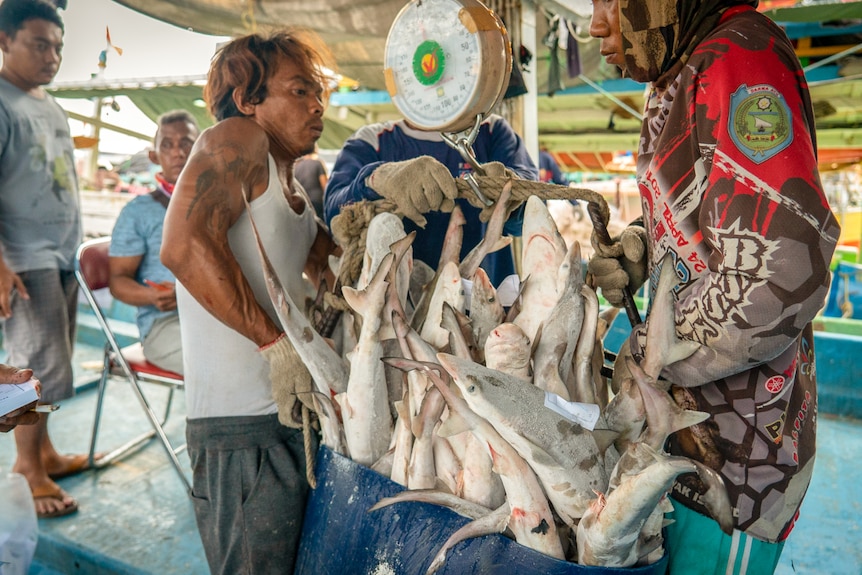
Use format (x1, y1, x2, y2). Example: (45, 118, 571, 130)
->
(0, 343, 859, 575)
(0, 343, 207, 575)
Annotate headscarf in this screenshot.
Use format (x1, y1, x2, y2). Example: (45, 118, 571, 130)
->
(619, 0, 759, 85)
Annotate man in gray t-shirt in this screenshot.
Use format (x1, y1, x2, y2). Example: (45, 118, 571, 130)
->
(0, 0, 85, 519)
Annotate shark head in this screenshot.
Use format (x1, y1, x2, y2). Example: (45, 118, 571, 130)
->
(483, 322, 531, 376)
(521, 195, 568, 276)
(436, 352, 530, 428)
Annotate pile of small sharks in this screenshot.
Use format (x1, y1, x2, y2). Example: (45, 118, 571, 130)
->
(248, 185, 733, 572)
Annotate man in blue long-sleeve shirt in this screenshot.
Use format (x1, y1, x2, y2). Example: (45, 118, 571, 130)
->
(324, 115, 538, 286)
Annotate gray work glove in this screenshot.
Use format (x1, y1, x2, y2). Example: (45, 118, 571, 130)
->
(259, 334, 314, 428)
(475, 161, 520, 223)
(588, 223, 648, 307)
(366, 156, 458, 228)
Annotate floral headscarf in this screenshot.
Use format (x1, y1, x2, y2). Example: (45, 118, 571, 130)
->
(620, 0, 759, 85)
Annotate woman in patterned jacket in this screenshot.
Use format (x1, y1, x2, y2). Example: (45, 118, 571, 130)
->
(588, 0, 840, 573)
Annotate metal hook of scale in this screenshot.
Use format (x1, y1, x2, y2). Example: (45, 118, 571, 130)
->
(441, 114, 494, 207)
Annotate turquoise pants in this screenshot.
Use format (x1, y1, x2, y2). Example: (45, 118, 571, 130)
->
(664, 499, 785, 575)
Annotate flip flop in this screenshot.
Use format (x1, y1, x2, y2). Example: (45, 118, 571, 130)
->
(32, 486, 79, 519)
(47, 453, 101, 480)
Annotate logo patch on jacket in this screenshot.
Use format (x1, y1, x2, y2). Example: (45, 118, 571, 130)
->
(765, 375, 785, 394)
(729, 84, 792, 163)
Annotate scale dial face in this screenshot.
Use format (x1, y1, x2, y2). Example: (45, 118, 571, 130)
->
(384, 0, 511, 133)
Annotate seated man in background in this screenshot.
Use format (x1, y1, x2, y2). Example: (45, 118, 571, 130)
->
(108, 110, 200, 375)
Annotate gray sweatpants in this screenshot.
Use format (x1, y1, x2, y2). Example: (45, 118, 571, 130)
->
(186, 414, 316, 575)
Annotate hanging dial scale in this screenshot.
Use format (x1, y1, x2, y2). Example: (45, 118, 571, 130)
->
(384, 0, 512, 202)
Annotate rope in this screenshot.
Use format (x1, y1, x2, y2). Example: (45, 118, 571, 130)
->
(329, 176, 610, 291)
(302, 404, 317, 489)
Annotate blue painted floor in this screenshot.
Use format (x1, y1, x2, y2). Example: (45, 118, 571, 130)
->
(0, 343, 859, 575)
(0, 343, 208, 575)
(774, 414, 862, 575)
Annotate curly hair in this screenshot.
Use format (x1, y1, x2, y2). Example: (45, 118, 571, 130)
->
(0, 0, 64, 36)
(204, 29, 335, 122)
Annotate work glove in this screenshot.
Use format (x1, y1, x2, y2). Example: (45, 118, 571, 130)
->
(588, 223, 648, 307)
(259, 334, 314, 429)
(366, 156, 458, 228)
(474, 161, 520, 223)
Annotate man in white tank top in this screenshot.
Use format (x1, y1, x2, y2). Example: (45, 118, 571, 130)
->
(161, 30, 339, 575)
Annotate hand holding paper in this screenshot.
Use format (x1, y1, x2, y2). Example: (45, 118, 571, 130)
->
(0, 374, 41, 432)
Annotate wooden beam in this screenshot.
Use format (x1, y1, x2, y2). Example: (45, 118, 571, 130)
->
(65, 110, 152, 141)
(571, 154, 589, 172)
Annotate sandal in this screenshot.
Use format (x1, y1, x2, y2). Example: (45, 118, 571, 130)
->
(47, 453, 94, 481)
(32, 485, 79, 519)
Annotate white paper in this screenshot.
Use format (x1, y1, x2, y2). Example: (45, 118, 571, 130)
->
(495, 274, 521, 308)
(543, 391, 601, 431)
(0, 378, 39, 418)
(461, 278, 473, 311)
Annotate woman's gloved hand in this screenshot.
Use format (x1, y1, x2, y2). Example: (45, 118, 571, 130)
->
(366, 156, 458, 227)
(259, 334, 313, 428)
(588, 223, 648, 307)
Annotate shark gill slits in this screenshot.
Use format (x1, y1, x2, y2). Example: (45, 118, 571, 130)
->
(531, 518, 550, 535)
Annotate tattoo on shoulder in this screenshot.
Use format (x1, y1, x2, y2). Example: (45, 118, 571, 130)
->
(185, 139, 268, 234)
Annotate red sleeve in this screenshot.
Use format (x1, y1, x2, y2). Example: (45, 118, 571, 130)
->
(661, 26, 840, 386)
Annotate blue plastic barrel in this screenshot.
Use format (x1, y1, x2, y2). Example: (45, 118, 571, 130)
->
(295, 446, 668, 575)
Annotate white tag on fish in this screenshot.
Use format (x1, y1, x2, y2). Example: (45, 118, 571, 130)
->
(461, 278, 473, 311)
(543, 392, 600, 431)
(495, 274, 521, 308)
